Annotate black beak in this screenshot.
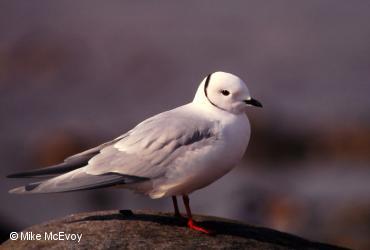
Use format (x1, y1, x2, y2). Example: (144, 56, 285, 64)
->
(244, 98, 263, 108)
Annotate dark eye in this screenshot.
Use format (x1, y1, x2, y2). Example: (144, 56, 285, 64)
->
(221, 90, 230, 96)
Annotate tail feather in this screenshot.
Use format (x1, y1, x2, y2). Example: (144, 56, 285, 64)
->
(9, 168, 149, 194)
(7, 153, 97, 178)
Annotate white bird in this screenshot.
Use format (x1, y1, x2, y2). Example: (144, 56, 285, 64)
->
(8, 71, 262, 233)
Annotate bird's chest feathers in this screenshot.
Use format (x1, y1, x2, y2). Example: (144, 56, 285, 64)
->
(173, 114, 250, 193)
(217, 114, 250, 165)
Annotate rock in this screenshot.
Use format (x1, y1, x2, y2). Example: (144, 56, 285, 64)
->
(1, 210, 348, 250)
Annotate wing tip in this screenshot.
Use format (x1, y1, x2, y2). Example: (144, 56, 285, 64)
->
(9, 182, 41, 194)
(8, 172, 150, 194)
(9, 186, 27, 194)
(7, 173, 25, 178)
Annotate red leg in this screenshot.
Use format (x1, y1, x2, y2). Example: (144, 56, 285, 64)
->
(172, 196, 182, 217)
(182, 195, 211, 234)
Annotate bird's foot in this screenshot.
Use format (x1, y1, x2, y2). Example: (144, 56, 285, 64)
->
(187, 219, 212, 234)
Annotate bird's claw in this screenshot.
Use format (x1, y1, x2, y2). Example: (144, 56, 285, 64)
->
(187, 219, 212, 234)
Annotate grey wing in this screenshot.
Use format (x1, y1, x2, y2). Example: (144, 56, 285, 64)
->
(7, 136, 141, 194)
(7, 136, 123, 178)
(9, 168, 149, 194)
(85, 110, 220, 179)
(8, 108, 219, 194)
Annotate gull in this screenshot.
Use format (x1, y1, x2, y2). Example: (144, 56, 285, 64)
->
(8, 71, 262, 233)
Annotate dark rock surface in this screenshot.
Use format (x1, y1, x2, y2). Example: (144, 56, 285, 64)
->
(1, 210, 348, 250)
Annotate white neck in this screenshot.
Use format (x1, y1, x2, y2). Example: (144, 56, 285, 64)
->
(192, 80, 207, 105)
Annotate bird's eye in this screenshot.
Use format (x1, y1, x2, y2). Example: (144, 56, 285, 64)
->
(221, 90, 230, 96)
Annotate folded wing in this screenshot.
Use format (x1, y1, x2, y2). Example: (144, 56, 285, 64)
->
(8, 107, 219, 194)
(85, 109, 218, 178)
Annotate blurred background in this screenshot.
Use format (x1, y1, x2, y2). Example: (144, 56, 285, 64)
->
(1, 1, 370, 249)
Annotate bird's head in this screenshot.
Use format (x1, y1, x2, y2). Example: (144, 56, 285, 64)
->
(193, 71, 262, 114)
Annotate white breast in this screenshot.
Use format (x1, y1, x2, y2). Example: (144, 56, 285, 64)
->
(219, 112, 251, 166)
(148, 108, 251, 198)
